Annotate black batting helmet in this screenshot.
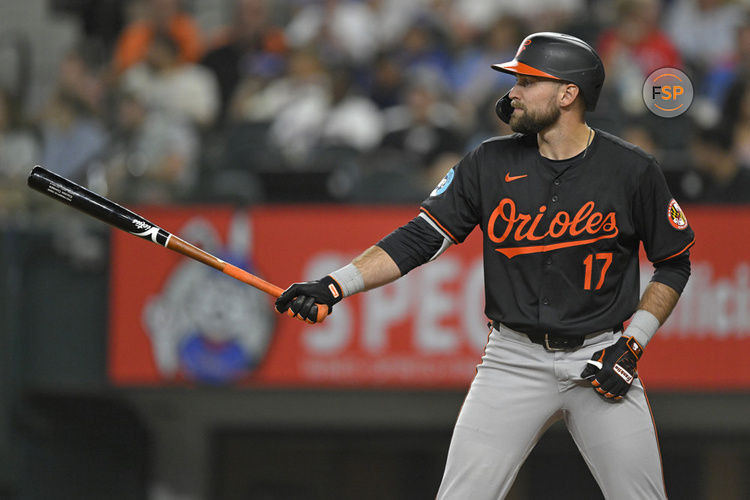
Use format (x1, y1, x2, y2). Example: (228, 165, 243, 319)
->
(492, 32, 605, 123)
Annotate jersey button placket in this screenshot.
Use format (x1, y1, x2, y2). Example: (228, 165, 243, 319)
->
(539, 177, 561, 324)
(551, 177, 561, 203)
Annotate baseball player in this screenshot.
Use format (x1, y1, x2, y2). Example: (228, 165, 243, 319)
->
(276, 32, 694, 499)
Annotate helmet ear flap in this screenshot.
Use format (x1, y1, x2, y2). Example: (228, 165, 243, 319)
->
(495, 91, 513, 124)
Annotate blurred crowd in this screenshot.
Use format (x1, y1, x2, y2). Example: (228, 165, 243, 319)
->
(3, 0, 750, 215)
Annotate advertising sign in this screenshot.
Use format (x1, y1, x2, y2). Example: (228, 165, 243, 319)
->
(109, 206, 750, 390)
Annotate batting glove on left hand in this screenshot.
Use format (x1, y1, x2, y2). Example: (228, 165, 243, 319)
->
(581, 336, 643, 401)
(275, 276, 343, 324)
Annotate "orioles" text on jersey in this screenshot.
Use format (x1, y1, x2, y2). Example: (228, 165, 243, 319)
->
(489, 199, 618, 258)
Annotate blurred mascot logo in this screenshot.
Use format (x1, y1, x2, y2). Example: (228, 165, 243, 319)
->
(143, 212, 275, 383)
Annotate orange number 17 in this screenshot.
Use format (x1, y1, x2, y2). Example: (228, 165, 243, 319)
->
(583, 252, 612, 290)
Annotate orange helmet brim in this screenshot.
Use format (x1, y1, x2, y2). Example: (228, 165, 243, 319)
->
(491, 61, 559, 80)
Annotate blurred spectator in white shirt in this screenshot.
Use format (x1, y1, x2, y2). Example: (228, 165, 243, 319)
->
(233, 49, 330, 165)
(0, 88, 39, 182)
(665, 0, 744, 74)
(319, 67, 384, 151)
(448, 0, 584, 32)
(122, 31, 220, 128)
(372, 0, 432, 49)
(0, 88, 40, 213)
(285, 0, 381, 65)
(101, 90, 198, 203)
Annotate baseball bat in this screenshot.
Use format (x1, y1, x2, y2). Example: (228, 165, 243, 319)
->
(27, 165, 328, 323)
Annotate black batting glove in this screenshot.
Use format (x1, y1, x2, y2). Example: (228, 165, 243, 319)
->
(275, 275, 343, 323)
(581, 336, 644, 401)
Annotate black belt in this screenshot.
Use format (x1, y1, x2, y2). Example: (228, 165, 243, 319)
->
(491, 320, 586, 351)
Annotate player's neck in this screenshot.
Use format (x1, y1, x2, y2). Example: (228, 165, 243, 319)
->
(537, 120, 593, 161)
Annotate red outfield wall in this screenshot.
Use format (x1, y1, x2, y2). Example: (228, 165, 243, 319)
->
(109, 205, 750, 390)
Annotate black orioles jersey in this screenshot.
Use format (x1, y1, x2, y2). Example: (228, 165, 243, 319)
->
(421, 130, 695, 336)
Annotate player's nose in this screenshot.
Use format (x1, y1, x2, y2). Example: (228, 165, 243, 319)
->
(508, 86, 522, 106)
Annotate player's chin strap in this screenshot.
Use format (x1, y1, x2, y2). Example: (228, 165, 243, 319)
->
(495, 91, 513, 124)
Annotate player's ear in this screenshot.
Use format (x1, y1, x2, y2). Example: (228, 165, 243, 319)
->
(559, 83, 581, 108)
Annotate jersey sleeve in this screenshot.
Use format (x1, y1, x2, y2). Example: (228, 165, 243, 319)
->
(376, 215, 451, 276)
(419, 148, 482, 244)
(634, 159, 695, 263)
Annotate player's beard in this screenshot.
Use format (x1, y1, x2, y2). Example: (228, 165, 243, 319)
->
(509, 98, 561, 135)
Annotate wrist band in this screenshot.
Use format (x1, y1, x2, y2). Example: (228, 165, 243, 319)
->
(624, 309, 660, 348)
(329, 263, 364, 297)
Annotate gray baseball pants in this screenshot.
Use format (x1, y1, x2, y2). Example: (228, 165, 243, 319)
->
(436, 323, 667, 499)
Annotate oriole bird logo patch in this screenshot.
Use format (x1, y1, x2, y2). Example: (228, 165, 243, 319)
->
(667, 199, 688, 230)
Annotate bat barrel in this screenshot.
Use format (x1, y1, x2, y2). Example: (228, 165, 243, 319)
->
(27, 166, 171, 247)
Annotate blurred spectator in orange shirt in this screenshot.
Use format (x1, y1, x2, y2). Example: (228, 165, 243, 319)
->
(113, 0, 203, 75)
